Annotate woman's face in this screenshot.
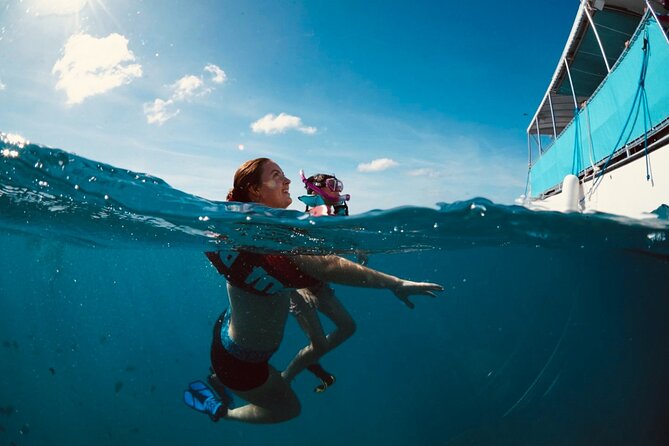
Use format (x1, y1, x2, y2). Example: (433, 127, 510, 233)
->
(253, 161, 292, 208)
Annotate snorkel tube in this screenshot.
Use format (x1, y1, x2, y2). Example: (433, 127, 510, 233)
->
(299, 170, 350, 203)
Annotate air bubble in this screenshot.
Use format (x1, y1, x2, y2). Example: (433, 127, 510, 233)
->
(647, 232, 666, 242)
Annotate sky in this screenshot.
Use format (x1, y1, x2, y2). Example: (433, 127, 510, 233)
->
(0, 0, 578, 212)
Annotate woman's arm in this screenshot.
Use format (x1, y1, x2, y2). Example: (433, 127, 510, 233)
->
(292, 255, 443, 309)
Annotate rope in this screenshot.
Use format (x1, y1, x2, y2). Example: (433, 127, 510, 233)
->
(584, 104, 598, 174)
(523, 162, 531, 199)
(588, 27, 651, 195)
(641, 86, 653, 181)
(571, 109, 583, 176)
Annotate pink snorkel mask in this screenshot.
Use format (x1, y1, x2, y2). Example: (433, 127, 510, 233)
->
(299, 170, 351, 203)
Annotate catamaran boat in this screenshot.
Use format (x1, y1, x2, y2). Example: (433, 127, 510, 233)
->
(524, 0, 669, 217)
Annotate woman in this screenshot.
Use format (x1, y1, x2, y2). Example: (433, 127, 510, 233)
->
(184, 158, 443, 424)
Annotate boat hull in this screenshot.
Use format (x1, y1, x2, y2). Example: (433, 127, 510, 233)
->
(528, 142, 669, 217)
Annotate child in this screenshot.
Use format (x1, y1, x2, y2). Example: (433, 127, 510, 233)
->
(280, 172, 356, 392)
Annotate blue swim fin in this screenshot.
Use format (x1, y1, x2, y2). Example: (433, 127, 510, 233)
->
(183, 380, 228, 422)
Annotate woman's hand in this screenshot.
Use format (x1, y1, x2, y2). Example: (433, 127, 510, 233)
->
(392, 280, 443, 309)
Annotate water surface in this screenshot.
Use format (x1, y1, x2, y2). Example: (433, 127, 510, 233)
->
(1, 136, 667, 445)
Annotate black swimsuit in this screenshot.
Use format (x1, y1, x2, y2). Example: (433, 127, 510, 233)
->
(206, 250, 319, 391)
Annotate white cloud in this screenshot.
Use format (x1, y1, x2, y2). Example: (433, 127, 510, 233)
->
(204, 64, 227, 84)
(357, 158, 399, 173)
(52, 33, 142, 105)
(408, 167, 441, 178)
(31, 0, 88, 16)
(145, 64, 226, 125)
(143, 99, 179, 126)
(250, 113, 317, 135)
(0, 80, 5, 91)
(171, 75, 208, 101)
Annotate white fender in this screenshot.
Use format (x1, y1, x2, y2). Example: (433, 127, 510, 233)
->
(562, 174, 581, 212)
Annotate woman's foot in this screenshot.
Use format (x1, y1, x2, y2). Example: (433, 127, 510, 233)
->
(183, 380, 229, 422)
(207, 372, 227, 397)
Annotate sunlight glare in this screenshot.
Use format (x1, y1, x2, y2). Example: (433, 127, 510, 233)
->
(1, 133, 29, 149)
(32, 0, 89, 16)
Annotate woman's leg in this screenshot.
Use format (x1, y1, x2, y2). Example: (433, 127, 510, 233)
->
(224, 366, 301, 424)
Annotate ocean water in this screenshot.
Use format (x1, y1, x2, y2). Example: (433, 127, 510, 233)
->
(1, 136, 668, 446)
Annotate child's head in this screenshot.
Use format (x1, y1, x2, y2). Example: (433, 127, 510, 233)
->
(299, 171, 350, 216)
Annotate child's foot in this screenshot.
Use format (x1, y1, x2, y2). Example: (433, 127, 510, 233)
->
(314, 374, 336, 393)
(307, 363, 336, 393)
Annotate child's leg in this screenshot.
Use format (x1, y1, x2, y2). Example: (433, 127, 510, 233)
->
(282, 290, 328, 382)
(314, 284, 357, 348)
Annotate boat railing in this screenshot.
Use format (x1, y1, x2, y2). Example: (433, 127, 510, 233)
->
(529, 23, 637, 168)
(526, 7, 669, 197)
(646, 0, 669, 42)
(528, 1, 669, 160)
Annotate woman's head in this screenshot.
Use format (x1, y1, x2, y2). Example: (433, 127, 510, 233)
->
(227, 158, 292, 208)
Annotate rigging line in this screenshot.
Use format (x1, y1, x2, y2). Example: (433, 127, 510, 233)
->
(598, 85, 642, 179)
(641, 88, 653, 181)
(524, 133, 532, 199)
(572, 110, 582, 175)
(588, 85, 642, 196)
(639, 30, 653, 182)
(581, 105, 599, 205)
(587, 28, 650, 196)
(584, 104, 598, 173)
(523, 165, 531, 199)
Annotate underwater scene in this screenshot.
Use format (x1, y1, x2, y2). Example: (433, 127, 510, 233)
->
(1, 136, 668, 446)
